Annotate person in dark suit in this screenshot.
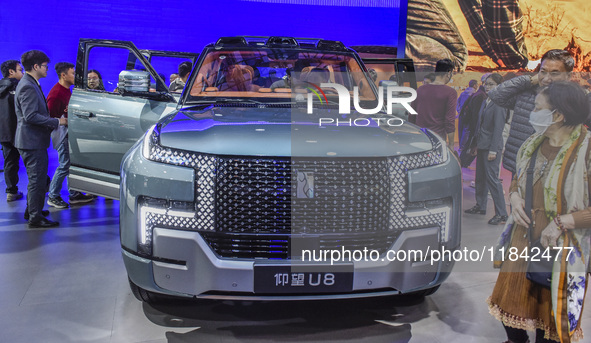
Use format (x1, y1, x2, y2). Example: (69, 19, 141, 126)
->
(15, 50, 67, 228)
(465, 73, 508, 225)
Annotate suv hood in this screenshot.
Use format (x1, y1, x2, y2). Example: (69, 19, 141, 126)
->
(158, 106, 434, 157)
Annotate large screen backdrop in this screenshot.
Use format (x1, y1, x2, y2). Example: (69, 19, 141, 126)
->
(0, 0, 404, 92)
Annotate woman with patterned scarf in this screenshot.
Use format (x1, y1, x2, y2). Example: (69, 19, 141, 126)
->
(489, 81, 591, 343)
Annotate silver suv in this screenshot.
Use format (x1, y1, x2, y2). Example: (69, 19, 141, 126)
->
(69, 37, 461, 302)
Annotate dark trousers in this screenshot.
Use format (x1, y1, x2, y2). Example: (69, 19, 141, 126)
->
(475, 149, 507, 216)
(504, 324, 558, 343)
(18, 148, 48, 222)
(1, 142, 20, 194)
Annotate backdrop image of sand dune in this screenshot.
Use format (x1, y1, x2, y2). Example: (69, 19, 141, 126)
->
(408, 0, 591, 72)
(451, 0, 591, 71)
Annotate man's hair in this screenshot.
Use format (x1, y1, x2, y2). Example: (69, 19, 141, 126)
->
(55, 62, 74, 78)
(541, 49, 575, 72)
(424, 73, 436, 82)
(435, 58, 455, 73)
(539, 81, 589, 126)
(468, 79, 477, 88)
(1, 60, 20, 78)
(486, 73, 504, 85)
(21, 50, 50, 72)
(178, 61, 192, 78)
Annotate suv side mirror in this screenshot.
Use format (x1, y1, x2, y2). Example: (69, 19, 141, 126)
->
(118, 70, 150, 93)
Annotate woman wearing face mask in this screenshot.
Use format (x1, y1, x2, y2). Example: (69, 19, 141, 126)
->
(464, 73, 508, 225)
(87, 69, 105, 91)
(488, 81, 591, 343)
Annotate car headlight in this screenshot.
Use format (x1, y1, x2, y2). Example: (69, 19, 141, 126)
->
(394, 129, 448, 171)
(137, 196, 196, 256)
(141, 124, 159, 160)
(141, 124, 201, 168)
(423, 128, 449, 165)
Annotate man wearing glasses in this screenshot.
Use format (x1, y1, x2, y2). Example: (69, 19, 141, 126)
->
(487, 49, 574, 178)
(15, 50, 67, 228)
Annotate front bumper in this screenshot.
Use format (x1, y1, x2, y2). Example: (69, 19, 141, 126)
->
(120, 143, 461, 300)
(123, 226, 457, 300)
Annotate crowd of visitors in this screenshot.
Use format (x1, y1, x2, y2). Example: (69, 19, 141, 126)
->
(413, 49, 590, 343)
(0, 51, 95, 228)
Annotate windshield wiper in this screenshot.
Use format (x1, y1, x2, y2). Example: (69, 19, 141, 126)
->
(188, 98, 266, 104)
(188, 98, 295, 106)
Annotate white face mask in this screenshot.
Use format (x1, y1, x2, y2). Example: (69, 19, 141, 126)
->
(529, 109, 557, 134)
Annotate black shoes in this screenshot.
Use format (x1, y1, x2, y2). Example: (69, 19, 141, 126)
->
(465, 205, 507, 224)
(7, 191, 23, 202)
(69, 192, 94, 204)
(465, 205, 486, 215)
(488, 215, 508, 225)
(28, 217, 59, 228)
(47, 196, 69, 208)
(24, 209, 50, 221)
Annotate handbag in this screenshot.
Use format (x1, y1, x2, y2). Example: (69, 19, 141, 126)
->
(526, 239, 555, 288)
(523, 147, 556, 289)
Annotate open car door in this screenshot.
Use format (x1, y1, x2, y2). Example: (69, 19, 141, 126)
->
(352, 46, 418, 120)
(138, 49, 199, 95)
(69, 39, 184, 199)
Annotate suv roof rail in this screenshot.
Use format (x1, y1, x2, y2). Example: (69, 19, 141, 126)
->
(212, 36, 350, 52)
(215, 37, 248, 47)
(316, 40, 347, 52)
(266, 36, 299, 47)
(350, 45, 398, 57)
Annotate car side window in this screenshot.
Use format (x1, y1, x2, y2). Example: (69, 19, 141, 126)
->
(147, 56, 193, 93)
(363, 63, 397, 88)
(86, 46, 157, 93)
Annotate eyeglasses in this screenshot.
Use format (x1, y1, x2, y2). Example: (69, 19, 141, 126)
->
(38, 64, 49, 70)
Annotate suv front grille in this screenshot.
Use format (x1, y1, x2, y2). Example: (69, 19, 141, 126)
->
(217, 157, 292, 233)
(200, 232, 399, 259)
(215, 157, 391, 234)
(142, 149, 450, 259)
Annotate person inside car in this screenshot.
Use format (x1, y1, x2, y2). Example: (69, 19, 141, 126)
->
(169, 61, 192, 93)
(87, 69, 105, 91)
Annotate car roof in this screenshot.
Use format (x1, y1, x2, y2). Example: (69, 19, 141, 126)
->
(206, 36, 354, 54)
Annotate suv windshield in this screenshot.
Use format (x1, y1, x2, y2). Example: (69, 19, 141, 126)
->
(186, 48, 378, 106)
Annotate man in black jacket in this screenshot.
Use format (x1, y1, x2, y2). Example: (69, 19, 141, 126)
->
(458, 74, 490, 167)
(488, 49, 574, 176)
(0, 60, 24, 202)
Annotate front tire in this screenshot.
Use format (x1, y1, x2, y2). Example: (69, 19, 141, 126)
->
(128, 277, 165, 304)
(405, 285, 440, 299)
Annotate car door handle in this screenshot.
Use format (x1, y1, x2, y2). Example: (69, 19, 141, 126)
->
(72, 110, 94, 118)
